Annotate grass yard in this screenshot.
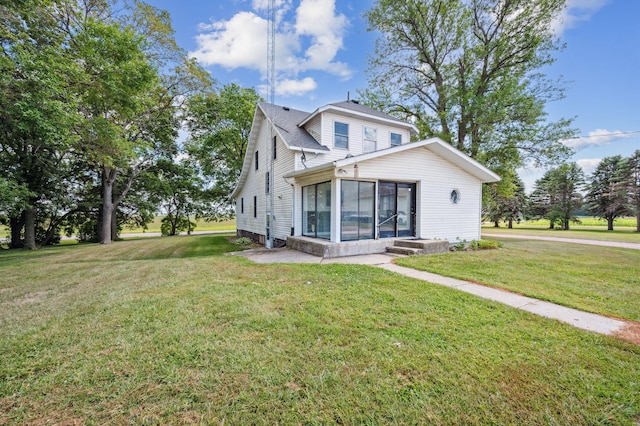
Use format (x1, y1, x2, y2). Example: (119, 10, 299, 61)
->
(123, 216, 236, 233)
(483, 225, 640, 243)
(1, 236, 639, 424)
(398, 237, 640, 322)
(482, 216, 640, 244)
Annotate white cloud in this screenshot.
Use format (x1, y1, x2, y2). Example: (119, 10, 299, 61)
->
(192, 12, 268, 70)
(294, 0, 351, 77)
(552, 0, 610, 35)
(576, 158, 602, 175)
(276, 77, 317, 96)
(190, 0, 351, 96)
(562, 128, 633, 150)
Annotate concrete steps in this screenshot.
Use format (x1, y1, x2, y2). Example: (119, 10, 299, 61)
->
(386, 239, 449, 256)
(386, 245, 423, 256)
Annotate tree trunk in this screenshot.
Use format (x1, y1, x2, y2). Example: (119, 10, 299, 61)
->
(100, 167, 118, 244)
(607, 217, 614, 231)
(9, 214, 25, 249)
(563, 218, 569, 230)
(636, 207, 640, 233)
(493, 221, 499, 228)
(23, 207, 37, 250)
(549, 221, 555, 229)
(111, 209, 118, 241)
(508, 218, 513, 229)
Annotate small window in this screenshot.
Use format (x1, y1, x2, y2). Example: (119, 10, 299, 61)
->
(334, 122, 349, 149)
(363, 126, 377, 153)
(450, 189, 460, 204)
(391, 132, 402, 146)
(265, 172, 270, 194)
(241, 198, 244, 214)
(273, 136, 277, 160)
(255, 151, 259, 170)
(253, 196, 257, 217)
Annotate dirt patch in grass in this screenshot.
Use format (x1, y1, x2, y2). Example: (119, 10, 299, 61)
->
(12, 290, 52, 306)
(615, 321, 640, 345)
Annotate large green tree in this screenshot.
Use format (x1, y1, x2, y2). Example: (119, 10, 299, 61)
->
(0, 0, 82, 249)
(483, 172, 527, 228)
(585, 155, 631, 231)
(363, 0, 576, 175)
(529, 163, 584, 230)
(60, 0, 211, 244)
(185, 83, 262, 217)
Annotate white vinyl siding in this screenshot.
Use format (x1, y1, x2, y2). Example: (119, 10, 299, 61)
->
(302, 112, 412, 167)
(355, 148, 483, 243)
(272, 135, 296, 242)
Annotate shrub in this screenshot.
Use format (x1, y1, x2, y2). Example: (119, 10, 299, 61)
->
(469, 239, 503, 250)
(453, 239, 503, 251)
(234, 237, 253, 246)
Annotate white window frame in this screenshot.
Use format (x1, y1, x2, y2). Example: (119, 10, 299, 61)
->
(334, 121, 349, 149)
(363, 126, 377, 153)
(390, 132, 402, 146)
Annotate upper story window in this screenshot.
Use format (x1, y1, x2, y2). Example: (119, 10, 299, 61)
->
(363, 126, 377, 153)
(334, 122, 349, 149)
(255, 151, 259, 170)
(390, 132, 402, 146)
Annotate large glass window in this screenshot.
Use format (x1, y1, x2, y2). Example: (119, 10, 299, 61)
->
(341, 180, 375, 241)
(334, 122, 349, 149)
(302, 181, 331, 239)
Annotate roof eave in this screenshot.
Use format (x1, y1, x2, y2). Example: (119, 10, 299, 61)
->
(298, 104, 419, 135)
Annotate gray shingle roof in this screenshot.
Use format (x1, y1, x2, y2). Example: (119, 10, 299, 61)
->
(328, 100, 409, 125)
(258, 102, 329, 152)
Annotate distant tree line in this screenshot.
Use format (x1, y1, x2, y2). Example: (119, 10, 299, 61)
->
(0, 0, 261, 249)
(484, 150, 640, 232)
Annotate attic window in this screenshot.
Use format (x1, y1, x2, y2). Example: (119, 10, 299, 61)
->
(363, 126, 377, 153)
(334, 122, 349, 149)
(390, 132, 402, 146)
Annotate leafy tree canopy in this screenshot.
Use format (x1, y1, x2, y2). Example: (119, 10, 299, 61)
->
(362, 0, 577, 174)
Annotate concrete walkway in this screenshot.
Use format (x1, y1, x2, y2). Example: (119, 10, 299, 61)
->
(483, 233, 640, 250)
(233, 248, 628, 337)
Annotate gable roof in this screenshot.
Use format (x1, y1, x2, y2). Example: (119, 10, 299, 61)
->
(298, 100, 419, 136)
(285, 137, 501, 183)
(231, 100, 433, 199)
(258, 102, 329, 152)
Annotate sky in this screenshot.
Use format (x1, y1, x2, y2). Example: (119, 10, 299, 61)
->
(145, 0, 639, 191)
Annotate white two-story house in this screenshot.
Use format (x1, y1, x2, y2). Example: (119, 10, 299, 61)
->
(231, 100, 500, 257)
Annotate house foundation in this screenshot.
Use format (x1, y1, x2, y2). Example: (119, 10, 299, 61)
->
(286, 236, 449, 258)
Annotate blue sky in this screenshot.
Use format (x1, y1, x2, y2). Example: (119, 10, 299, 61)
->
(146, 0, 639, 190)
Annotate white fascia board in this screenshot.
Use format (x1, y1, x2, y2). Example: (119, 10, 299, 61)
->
(230, 106, 265, 198)
(333, 137, 500, 183)
(298, 105, 419, 135)
(283, 162, 334, 179)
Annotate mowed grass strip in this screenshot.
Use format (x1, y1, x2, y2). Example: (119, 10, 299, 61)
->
(1, 236, 639, 424)
(482, 224, 640, 243)
(397, 237, 640, 322)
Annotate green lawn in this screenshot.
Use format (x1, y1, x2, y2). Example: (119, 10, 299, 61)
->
(483, 225, 640, 243)
(123, 216, 236, 233)
(482, 217, 640, 244)
(1, 236, 639, 424)
(398, 237, 640, 322)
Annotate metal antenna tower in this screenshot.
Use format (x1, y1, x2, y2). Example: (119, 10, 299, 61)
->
(265, 0, 276, 249)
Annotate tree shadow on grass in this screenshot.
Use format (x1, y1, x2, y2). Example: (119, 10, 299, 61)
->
(0, 234, 245, 264)
(119, 235, 242, 261)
